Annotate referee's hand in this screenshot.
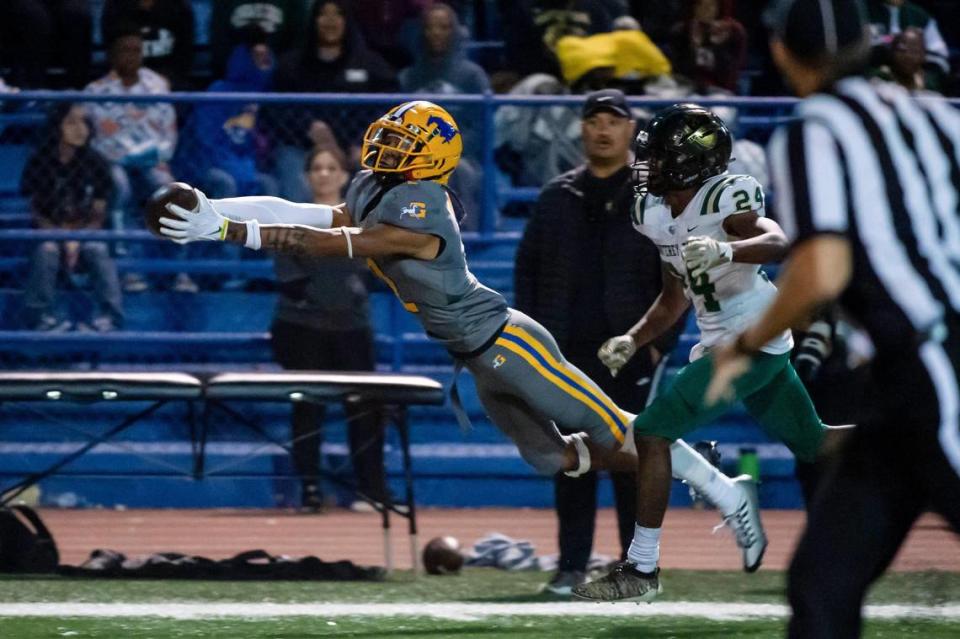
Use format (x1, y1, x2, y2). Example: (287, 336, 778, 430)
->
(705, 342, 752, 406)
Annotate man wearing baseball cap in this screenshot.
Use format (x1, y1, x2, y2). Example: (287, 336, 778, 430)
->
(707, 1, 960, 636)
(515, 88, 684, 595)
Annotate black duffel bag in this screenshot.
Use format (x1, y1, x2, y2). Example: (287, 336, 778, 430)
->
(0, 505, 59, 573)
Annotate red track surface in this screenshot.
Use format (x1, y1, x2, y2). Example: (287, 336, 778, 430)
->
(38, 508, 959, 572)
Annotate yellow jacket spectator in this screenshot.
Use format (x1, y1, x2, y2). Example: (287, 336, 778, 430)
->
(556, 30, 671, 89)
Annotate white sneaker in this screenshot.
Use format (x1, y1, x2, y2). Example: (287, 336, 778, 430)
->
(540, 570, 587, 596)
(349, 497, 410, 515)
(724, 475, 767, 572)
(173, 273, 199, 293)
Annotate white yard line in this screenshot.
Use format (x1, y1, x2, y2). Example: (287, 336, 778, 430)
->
(0, 602, 958, 622)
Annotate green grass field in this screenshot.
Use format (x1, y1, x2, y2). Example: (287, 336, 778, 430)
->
(1, 569, 958, 638)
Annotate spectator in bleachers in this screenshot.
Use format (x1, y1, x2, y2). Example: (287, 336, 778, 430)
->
(498, 0, 622, 79)
(84, 25, 193, 293)
(866, 0, 951, 90)
(266, 0, 399, 201)
(0, 0, 92, 89)
(353, 0, 432, 69)
(210, 0, 310, 78)
(494, 73, 582, 189)
(669, 0, 747, 93)
(555, 26, 672, 93)
(174, 32, 278, 198)
(21, 104, 123, 332)
(628, 0, 683, 50)
(870, 25, 940, 92)
(102, 0, 196, 91)
(400, 3, 490, 95)
(400, 2, 489, 226)
(270, 144, 389, 513)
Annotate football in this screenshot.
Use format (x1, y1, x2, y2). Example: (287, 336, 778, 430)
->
(144, 182, 199, 237)
(422, 535, 464, 575)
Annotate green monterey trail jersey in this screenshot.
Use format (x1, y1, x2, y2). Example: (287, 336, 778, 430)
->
(632, 173, 793, 356)
(345, 171, 509, 354)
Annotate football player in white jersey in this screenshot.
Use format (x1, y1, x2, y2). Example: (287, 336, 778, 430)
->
(574, 104, 826, 602)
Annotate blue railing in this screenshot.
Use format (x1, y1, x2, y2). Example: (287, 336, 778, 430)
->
(3, 89, 957, 233)
(0, 91, 810, 233)
(10, 89, 955, 229)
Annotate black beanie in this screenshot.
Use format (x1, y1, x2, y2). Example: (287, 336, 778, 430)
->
(765, 0, 870, 62)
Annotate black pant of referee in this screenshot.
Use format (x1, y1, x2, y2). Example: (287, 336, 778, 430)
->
(788, 327, 960, 636)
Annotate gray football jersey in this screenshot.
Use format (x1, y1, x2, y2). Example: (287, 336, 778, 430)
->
(345, 171, 509, 354)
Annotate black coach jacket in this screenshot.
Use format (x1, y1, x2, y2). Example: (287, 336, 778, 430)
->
(514, 164, 684, 355)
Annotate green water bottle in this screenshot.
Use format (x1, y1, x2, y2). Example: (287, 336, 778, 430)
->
(738, 447, 760, 482)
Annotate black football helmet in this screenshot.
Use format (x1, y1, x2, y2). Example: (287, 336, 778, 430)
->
(632, 103, 732, 197)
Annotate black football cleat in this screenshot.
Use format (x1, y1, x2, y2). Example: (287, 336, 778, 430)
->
(572, 562, 662, 603)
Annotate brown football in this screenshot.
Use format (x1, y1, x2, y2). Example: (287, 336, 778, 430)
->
(144, 182, 199, 237)
(422, 536, 464, 575)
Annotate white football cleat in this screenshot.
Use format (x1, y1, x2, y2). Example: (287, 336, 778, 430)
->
(724, 474, 768, 572)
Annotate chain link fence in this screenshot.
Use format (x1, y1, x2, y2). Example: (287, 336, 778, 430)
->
(0, 91, 804, 369)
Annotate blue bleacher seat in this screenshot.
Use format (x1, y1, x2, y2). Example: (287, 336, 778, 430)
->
(0, 145, 31, 196)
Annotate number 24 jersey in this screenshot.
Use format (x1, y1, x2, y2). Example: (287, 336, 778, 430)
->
(632, 173, 793, 357)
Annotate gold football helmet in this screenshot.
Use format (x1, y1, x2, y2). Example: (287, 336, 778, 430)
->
(361, 101, 463, 184)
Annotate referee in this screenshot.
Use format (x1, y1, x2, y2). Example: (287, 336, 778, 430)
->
(706, 0, 960, 636)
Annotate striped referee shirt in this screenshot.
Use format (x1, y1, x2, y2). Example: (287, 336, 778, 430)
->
(768, 75, 960, 353)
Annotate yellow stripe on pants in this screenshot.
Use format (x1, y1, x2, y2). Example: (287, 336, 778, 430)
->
(503, 325, 630, 433)
(494, 337, 625, 444)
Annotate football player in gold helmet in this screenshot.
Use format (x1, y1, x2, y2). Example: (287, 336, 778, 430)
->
(361, 101, 463, 184)
(154, 101, 760, 568)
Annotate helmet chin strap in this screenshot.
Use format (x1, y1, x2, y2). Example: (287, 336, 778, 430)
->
(407, 165, 456, 184)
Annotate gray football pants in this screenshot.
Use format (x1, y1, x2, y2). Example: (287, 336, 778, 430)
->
(462, 310, 632, 475)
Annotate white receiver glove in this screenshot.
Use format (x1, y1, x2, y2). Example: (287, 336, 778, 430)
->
(682, 235, 732, 279)
(598, 335, 638, 377)
(159, 188, 229, 244)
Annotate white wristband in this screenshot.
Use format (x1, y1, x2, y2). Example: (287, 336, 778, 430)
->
(563, 433, 592, 478)
(244, 219, 261, 250)
(343, 228, 354, 258)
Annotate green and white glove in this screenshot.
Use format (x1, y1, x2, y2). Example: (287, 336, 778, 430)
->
(159, 188, 229, 244)
(682, 236, 732, 279)
(598, 335, 637, 377)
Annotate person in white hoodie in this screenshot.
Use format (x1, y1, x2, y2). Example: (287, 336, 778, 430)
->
(85, 24, 192, 292)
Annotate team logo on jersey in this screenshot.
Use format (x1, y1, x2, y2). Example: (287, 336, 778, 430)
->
(400, 201, 427, 220)
(428, 115, 459, 143)
(492, 354, 507, 369)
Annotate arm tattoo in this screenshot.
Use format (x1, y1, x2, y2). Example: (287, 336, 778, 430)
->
(226, 221, 351, 257)
(261, 227, 313, 256)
